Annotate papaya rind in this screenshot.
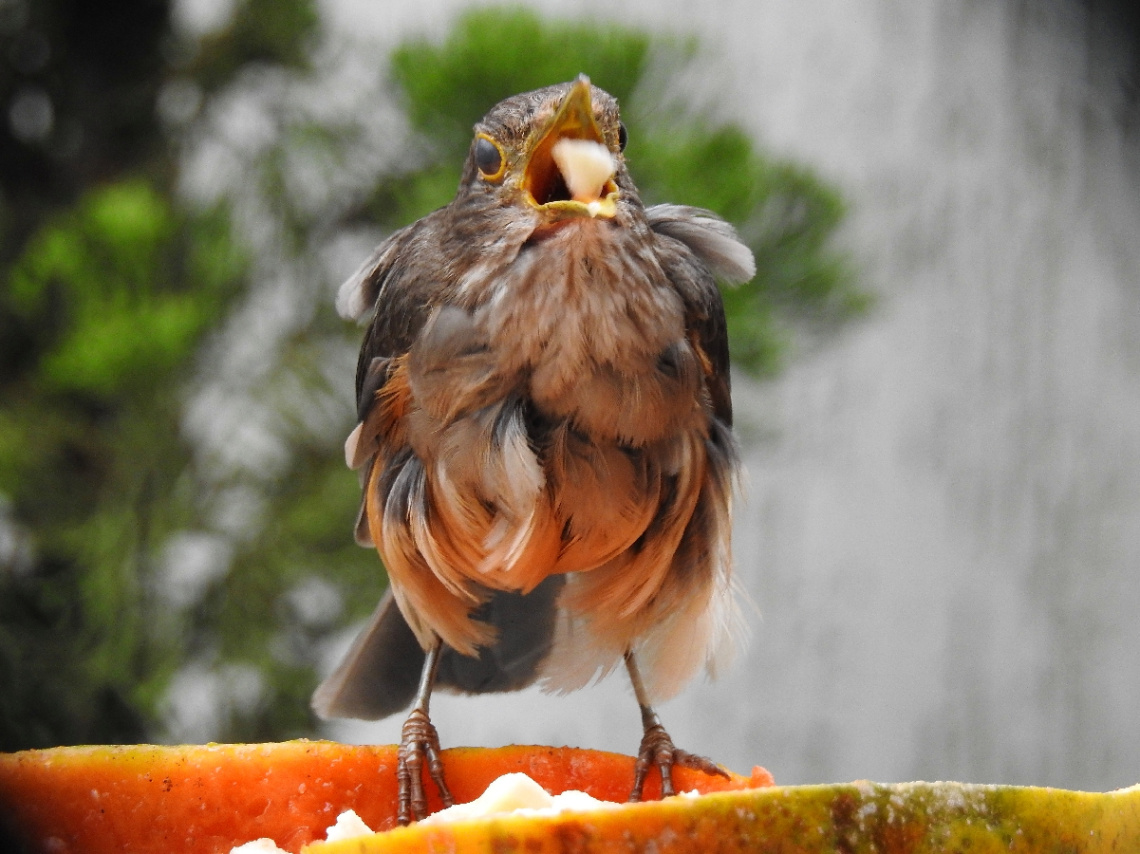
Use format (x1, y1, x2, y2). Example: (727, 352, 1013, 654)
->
(304, 780, 1140, 854)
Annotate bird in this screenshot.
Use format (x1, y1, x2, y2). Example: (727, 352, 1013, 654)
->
(313, 75, 755, 825)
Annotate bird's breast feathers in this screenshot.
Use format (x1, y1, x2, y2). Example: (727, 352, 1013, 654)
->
(462, 219, 701, 443)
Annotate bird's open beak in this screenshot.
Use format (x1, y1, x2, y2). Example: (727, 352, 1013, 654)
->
(523, 76, 620, 220)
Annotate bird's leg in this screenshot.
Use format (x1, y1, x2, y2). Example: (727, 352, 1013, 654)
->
(397, 637, 453, 825)
(624, 650, 729, 802)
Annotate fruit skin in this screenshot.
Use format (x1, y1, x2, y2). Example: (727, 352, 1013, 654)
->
(5, 740, 1136, 854)
(0, 741, 765, 853)
(306, 780, 1140, 854)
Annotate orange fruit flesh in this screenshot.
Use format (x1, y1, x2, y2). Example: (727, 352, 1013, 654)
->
(0, 741, 771, 854)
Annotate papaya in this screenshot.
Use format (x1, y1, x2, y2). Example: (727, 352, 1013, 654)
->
(0, 741, 767, 853)
(2, 740, 1136, 854)
(310, 778, 1140, 854)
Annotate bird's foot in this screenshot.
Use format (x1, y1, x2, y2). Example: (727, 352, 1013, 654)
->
(630, 721, 729, 802)
(396, 707, 453, 825)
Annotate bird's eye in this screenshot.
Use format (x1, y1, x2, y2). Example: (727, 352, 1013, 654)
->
(474, 134, 505, 180)
(617, 122, 628, 152)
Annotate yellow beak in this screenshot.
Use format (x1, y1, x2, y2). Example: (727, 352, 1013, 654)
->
(523, 76, 620, 220)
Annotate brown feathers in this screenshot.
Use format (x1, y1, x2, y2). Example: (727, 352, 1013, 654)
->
(326, 79, 751, 710)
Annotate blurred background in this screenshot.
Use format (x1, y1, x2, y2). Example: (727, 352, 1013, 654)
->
(1, 0, 1138, 793)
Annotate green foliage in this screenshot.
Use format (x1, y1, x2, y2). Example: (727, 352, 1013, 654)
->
(191, 0, 320, 91)
(0, 566, 150, 749)
(207, 444, 385, 741)
(391, 8, 668, 162)
(0, 181, 247, 749)
(8, 182, 243, 396)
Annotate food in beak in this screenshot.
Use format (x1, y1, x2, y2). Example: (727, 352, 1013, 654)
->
(551, 138, 616, 205)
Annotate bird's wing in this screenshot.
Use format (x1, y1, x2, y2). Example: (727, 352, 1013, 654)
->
(338, 210, 461, 375)
(617, 204, 749, 700)
(646, 204, 755, 285)
(647, 204, 753, 426)
(313, 219, 445, 720)
(335, 215, 449, 545)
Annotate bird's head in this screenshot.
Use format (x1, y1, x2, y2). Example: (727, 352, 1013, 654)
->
(457, 76, 632, 227)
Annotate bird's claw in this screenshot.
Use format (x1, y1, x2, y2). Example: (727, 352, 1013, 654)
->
(397, 707, 453, 825)
(630, 722, 729, 802)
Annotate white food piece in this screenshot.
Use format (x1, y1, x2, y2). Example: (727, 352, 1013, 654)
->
(228, 773, 618, 851)
(421, 772, 619, 824)
(230, 839, 287, 854)
(324, 809, 375, 842)
(551, 138, 615, 203)
(227, 810, 373, 854)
